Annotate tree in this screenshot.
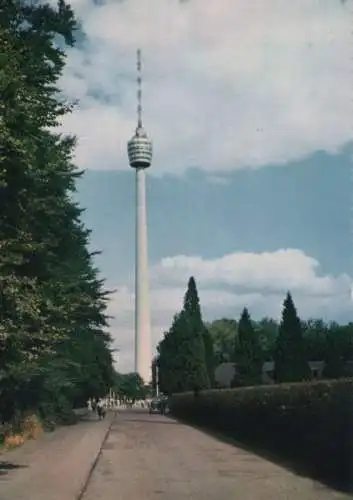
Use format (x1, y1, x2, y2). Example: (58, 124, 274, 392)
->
(323, 322, 353, 378)
(177, 310, 210, 392)
(274, 293, 311, 383)
(151, 356, 158, 394)
(158, 315, 182, 395)
(255, 317, 278, 361)
(113, 373, 147, 402)
(0, 0, 115, 424)
(183, 276, 213, 386)
(232, 308, 263, 387)
(301, 318, 328, 361)
(157, 277, 210, 394)
(206, 318, 237, 365)
(208, 317, 278, 365)
(158, 312, 204, 394)
(202, 327, 215, 386)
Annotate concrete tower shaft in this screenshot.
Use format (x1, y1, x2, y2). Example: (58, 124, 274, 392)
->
(135, 167, 151, 382)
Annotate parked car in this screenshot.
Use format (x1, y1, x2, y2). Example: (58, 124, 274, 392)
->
(149, 396, 169, 415)
(149, 398, 162, 414)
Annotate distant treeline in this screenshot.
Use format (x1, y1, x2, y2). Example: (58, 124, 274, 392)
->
(153, 276, 352, 393)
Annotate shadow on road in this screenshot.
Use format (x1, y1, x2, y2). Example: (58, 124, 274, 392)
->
(124, 417, 179, 425)
(0, 460, 28, 477)
(168, 416, 353, 495)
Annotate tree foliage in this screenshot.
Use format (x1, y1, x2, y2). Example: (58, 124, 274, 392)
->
(0, 0, 115, 425)
(274, 293, 311, 383)
(322, 322, 353, 378)
(112, 372, 148, 402)
(232, 308, 262, 387)
(209, 315, 353, 376)
(206, 318, 237, 364)
(158, 277, 210, 394)
(158, 283, 353, 392)
(183, 277, 214, 385)
(151, 356, 158, 394)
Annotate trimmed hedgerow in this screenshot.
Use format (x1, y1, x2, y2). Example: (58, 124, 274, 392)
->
(170, 378, 353, 489)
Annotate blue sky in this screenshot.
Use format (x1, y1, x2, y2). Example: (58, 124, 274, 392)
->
(54, 0, 352, 371)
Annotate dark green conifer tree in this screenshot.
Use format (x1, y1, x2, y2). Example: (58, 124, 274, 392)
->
(274, 292, 310, 383)
(157, 277, 210, 394)
(183, 276, 213, 387)
(233, 307, 263, 387)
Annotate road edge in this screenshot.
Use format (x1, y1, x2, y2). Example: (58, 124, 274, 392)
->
(76, 411, 116, 500)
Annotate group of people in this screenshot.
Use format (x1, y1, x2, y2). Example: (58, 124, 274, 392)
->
(89, 398, 107, 420)
(87, 396, 159, 418)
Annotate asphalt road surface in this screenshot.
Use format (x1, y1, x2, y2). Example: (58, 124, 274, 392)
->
(2, 409, 351, 500)
(83, 410, 349, 500)
(1, 411, 112, 500)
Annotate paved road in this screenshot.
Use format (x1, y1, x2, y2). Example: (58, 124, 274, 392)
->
(83, 410, 349, 500)
(2, 410, 350, 500)
(1, 411, 113, 500)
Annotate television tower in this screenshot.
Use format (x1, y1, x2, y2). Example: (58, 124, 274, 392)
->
(127, 49, 152, 383)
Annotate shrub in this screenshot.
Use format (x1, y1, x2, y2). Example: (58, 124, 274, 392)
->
(1, 414, 43, 451)
(22, 415, 43, 440)
(38, 393, 78, 428)
(170, 378, 353, 489)
(4, 434, 25, 450)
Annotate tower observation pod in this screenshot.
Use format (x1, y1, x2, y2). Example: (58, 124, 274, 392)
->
(127, 49, 152, 383)
(127, 126, 153, 169)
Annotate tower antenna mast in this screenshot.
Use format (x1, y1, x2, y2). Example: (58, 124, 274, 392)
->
(137, 48, 142, 128)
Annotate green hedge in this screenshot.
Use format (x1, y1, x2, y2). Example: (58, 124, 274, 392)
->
(170, 378, 353, 490)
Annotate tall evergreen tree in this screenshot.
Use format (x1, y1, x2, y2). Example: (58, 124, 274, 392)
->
(183, 276, 213, 386)
(177, 309, 210, 392)
(158, 314, 183, 394)
(274, 292, 310, 383)
(151, 356, 158, 394)
(157, 278, 210, 394)
(233, 307, 262, 387)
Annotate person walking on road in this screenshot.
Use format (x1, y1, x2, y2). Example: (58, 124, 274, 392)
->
(97, 399, 106, 420)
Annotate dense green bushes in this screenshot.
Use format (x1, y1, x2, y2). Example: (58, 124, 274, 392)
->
(170, 378, 353, 489)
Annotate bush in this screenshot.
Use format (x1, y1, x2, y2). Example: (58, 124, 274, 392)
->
(1, 414, 44, 451)
(170, 378, 353, 489)
(22, 415, 43, 440)
(38, 392, 78, 429)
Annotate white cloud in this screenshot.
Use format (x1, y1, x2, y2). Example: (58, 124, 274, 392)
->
(152, 249, 349, 296)
(106, 248, 351, 373)
(55, 0, 351, 175)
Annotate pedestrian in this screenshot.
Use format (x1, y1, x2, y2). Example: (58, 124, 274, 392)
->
(97, 399, 106, 420)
